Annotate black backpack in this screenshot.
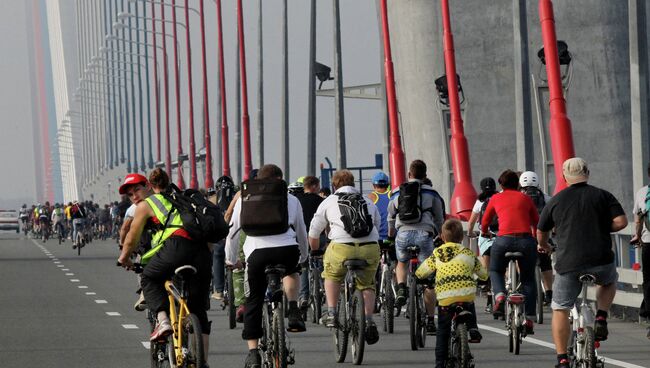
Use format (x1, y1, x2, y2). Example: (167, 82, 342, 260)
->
(240, 178, 289, 236)
(161, 184, 229, 244)
(215, 180, 236, 214)
(523, 186, 546, 214)
(479, 196, 499, 233)
(336, 193, 373, 238)
(397, 181, 430, 224)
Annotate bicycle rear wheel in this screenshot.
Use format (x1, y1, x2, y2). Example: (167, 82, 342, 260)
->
(334, 292, 348, 363)
(182, 313, 205, 368)
(582, 327, 597, 368)
(511, 307, 521, 355)
(409, 280, 418, 351)
(381, 267, 395, 333)
(417, 287, 426, 348)
(535, 267, 544, 324)
(310, 273, 322, 324)
(351, 290, 365, 365)
(227, 268, 236, 329)
(272, 302, 288, 368)
(456, 323, 472, 368)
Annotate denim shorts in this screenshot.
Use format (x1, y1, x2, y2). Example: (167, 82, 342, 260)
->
(551, 261, 618, 310)
(395, 229, 434, 263)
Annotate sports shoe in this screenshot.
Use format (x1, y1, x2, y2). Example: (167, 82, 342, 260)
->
(555, 358, 570, 368)
(426, 316, 437, 335)
(72, 244, 77, 250)
(244, 349, 262, 368)
(468, 328, 482, 343)
(492, 293, 505, 317)
(211, 291, 223, 300)
(365, 320, 379, 345)
(298, 297, 309, 310)
(523, 319, 534, 335)
(150, 320, 172, 341)
(594, 317, 608, 341)
(133, 292, 147, 312)
(287, 306, 307, 332)
(236, 305, 246, 323)
(320, 312, 337, 328)
(395, 283, 408, 307)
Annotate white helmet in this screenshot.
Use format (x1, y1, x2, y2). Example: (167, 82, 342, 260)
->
(519, 171, 539, 188)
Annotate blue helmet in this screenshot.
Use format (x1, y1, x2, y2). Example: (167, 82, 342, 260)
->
(372, 172, 389, 186)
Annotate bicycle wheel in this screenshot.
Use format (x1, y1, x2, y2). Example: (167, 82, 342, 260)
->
(381, 268, 395, 333)
(272, 302, 288, 368)
(507, 302, 514, 353)
(181, 313, 205, 368)
(334, 292, 348, 363)
(227, 269, 236, 329)
(310, 273, 322, 325)
(535, 266, 544, 324)
(417, 287, 426, 348)
(582, 327, 597, 368)
(261, 303, 271, 365)
(77, 234, 82, 256)
(409, 280, 418, 351)
(456, 323, 472, 368)
(350, 290, 366, 365)
(512, 307, 521, 355)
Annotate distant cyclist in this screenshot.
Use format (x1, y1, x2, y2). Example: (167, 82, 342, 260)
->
(38, 202, 51, 238)
(71, 201, 87, 249)
(51, 204, 65, 241)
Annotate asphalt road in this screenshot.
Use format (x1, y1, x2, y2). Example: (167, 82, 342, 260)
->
(1, 233, 649, 368)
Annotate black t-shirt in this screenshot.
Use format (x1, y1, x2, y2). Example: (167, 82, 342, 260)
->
(295, 192, 324, 230)
(537, 182, 625, 274)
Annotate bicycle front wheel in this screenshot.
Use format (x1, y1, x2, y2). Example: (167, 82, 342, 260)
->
(181, 313, 205, 368)
(351, 290, 365, 365)
(409, 280, 418, 351)
(535, 266, 544, 324)
(334, 292, 348, 363)
(272, 302, 287, 368)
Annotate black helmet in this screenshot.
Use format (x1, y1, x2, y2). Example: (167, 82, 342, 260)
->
(249, 169, 259, 180)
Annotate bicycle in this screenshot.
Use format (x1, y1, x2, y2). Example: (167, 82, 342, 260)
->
(308, 251, 325, 325)
(376, 241, 396, 334)
(445, 303, 476, 368)
(503, 251, 528, 355)
(55, 222, 65, 245)
(119, 262, 205, 368)
(567, 274, 605, 368)
(405, 245, 427, 351)
(535, 265, 545, 324)
(40, 220, 50, 243)
(74, 220, 88, 256)
(221, 265, 236, 330)
(259, 265, 295, 367)
(332, 259, 367, 365)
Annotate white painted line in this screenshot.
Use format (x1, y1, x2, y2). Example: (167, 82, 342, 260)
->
(70, 279, 80, 282)
(52, 258, 58, 261)
(95, 299, 107, 304)
(85, 292, 96, 295)
(106, 312, 121, 316)
(478, 323, 647, 368)
(57, 265, 64, 268)
(78, 285, 88, 289)
(65, 273, 74, 276)
(61, 268, 69, 271)
(122, 324, 139, 329)
(141, 341, 150, 349)
(53, 261, 60, 264)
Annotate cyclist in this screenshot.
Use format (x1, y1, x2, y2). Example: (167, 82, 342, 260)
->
(39, 202, 51, 239)
(99, 204, 111, 238)
(19, 204, 29, 231)
(416, 219, 487, 367)
(51, 204, 65, 241)
(466, 177, 498, 312)
(226, 164, 308, 368)
(481, 169, 539, 335)
(118, 168, 212, 364)
(631, 162, 650, 338)
(71, 200, 87, 249)
(209, 175, 236, 301)
(309, 169, 381, 344)
(537, 158, 627, 368)
(388, 160, 444, 335)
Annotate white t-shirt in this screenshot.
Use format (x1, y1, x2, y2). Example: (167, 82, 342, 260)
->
(633, 186, 650, 243)
(125, 204, 137, 219)
(471, 199, 484, 214)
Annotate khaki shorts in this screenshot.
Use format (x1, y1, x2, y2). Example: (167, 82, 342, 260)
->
(322, 241, 380, 291)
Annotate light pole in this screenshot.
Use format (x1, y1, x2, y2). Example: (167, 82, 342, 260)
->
(237, 0, 252, 180)
(215, 0, 230, 177)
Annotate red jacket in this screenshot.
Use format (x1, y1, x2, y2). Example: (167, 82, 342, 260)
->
(481, 189, 539, 236)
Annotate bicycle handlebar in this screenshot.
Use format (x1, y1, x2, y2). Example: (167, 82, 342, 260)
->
(116, 261, 144, 273)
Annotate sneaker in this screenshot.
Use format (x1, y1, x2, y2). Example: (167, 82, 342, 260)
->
(492, 293, 505, 317)
(287, 306, 307, 332)
(524, 319, 534, 335)
(236, 305, 246, 323)
(72, 244, 77, 250)
(555, 358, 571, 368)
(320, 312, 337, 328)
(365, 320, 379, 345)
(426, 316, 437, 336)
(468, 328, 482, 343)
(485, 304, 493, 313)
(395, 284, 408, 307)
(133, 292, 147, 312)
(211, 291, 223, 300)
(244, 349, 262, 368)
(150, 320, 173, 341)
(594, 317, 608, 341)
(298, 297, 309, 310)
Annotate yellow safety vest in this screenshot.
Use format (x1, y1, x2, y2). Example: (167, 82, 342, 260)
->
(141, 194, 183, 264)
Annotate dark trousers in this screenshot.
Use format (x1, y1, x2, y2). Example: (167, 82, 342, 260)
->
(641, 243, 650, 318)
(435, 303, 478, 367)
(142, 236, 212, 334)
(242, 246, 300, 340)
(489, 235, 538, 316)
(212, 240, 225, 293)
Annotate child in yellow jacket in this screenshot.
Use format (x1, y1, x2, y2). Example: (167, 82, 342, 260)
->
(416, 219, 488, 368)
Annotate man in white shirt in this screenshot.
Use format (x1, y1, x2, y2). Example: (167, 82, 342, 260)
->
(308, 169, 382, 345)
(225, 164, 309, 368)
(631, 163, 650, 339)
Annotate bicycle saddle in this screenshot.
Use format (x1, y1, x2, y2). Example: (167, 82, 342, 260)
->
(175, 265, 197, 278)
(265, 264, 287, 276)
(406, 246, 420, 254)
(504, 252, 524, 260)
(343, 259, 368, 270)
(578, 274, 596, 283)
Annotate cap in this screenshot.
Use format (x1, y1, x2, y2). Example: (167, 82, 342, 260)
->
(562, 157, 589, 183)
(480, 177, 496, 192)
(119, 173, 148, 194)
(372, 172, 390, 185)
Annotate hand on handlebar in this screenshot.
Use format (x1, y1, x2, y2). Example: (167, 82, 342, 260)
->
(226, 260, 244, 270)
(537, 242, 553, 254)
(630, 235, 642, 248)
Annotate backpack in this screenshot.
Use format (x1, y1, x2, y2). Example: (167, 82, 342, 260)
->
(336, 193, 373, 238)
(240, 178, 289, 236)
(523, 186, 546, 214)
(397, 181, 430, 224)
(161, 184, 229, 244)
(479, 196, 499, 233)
(216, 181, 236, 214)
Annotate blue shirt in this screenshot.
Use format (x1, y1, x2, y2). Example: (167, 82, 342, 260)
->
(370, 190, 391, 240)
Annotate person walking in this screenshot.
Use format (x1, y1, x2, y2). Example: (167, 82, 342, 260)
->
(631, 162, 650, 339)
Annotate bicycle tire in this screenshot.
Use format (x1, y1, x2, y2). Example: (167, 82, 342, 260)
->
(227, 269, 236, 329)
(182, 313, 206, 368)
(512, 311, 521, 355)
(583, 327, 598, 368)
(351, 290, 365, 365)
(456, 322, 472, 368)
(382, 268, 395, 334)
(417, 286, 426, 348)
(535, 266, 544, 324)
(77, 237, 82, 256)
(409, 279, 418, 351)
(334, 292, 348, 363)
(272, 302, 288, 368)
(261, 303, 271, 364)
(310, 273, 322, 325)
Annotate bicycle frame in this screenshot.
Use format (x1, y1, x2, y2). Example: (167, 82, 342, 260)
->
(569, 276, 604, 367)
(165, 280, 191, 367)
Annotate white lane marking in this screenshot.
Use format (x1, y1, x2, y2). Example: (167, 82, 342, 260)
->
(106, 312, 121, 316)
(65, 273, 74, 276)
(122, 324, 139, 329)
(141, 342, 150, 349)
(57, 265, 64, 268)
(478, 323, 647, 368)
(70, 279, 80, 282)
(62, 269, 69, 271)
(53, 261, 60, 264)
(85, 292, 96, 295)
(78, 285, 88, 289)
(95, 300, 107, 304)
